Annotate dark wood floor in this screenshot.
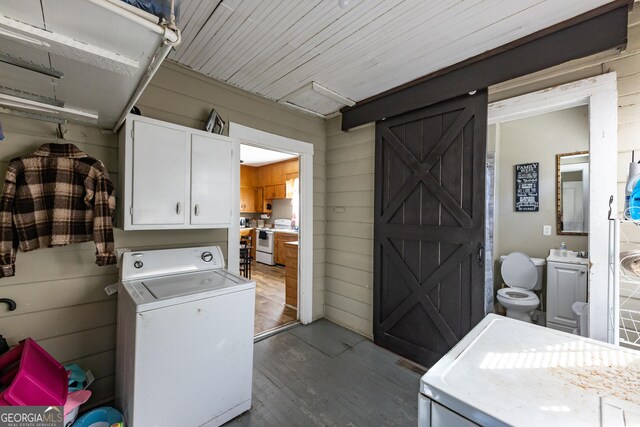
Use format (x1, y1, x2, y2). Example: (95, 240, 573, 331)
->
(253, 261, 298, 335)
(227, 319, 421, 426)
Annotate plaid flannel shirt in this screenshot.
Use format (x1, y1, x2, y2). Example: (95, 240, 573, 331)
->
(0, 143, 116, 277)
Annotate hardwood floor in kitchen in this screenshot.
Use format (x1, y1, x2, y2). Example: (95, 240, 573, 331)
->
(252, 261, 298, 335)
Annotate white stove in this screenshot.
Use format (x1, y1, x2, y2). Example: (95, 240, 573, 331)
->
(116, 246, 255, 427)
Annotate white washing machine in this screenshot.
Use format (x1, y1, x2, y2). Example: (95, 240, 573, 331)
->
(116, 246, 255, 427)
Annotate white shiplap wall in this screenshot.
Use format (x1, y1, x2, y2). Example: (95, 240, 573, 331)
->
(325, 118, 374, 338)
(324, 7, 640, 340)
(0, 60, 326, 407)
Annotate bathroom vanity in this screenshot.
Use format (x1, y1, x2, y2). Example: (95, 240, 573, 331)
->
(546, 249, 588, 333)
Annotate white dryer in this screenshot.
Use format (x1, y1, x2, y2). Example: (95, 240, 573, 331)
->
(116, 246, 255, 427)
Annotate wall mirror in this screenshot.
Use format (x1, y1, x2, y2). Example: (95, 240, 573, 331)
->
(556, 151, 589, 235)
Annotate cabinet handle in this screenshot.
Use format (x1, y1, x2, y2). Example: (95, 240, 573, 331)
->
(194, 204, 200, 216)
(580, 271, 585, 275)
(176, 202, 181, 215)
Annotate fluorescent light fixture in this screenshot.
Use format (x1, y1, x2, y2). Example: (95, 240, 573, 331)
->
(0, 106, 67, 124)
(0, 93, 98, 123)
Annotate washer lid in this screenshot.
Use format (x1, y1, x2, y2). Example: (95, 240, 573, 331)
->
(501, 252, 538, 290)
(141, 270, 243, 299)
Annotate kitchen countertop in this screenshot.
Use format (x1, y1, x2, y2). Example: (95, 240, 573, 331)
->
(241, 226, 298, 234)
(273, 229, 298, 235)
(547, 249, 589, 265)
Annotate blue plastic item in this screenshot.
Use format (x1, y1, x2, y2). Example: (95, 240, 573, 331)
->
(629, 181, 640, 220)
(120, 0, 180, 23)
(71, 407, 123, 427)
(63, 363, 86, 392)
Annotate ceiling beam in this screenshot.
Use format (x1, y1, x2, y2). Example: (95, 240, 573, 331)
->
(340, 0, 631, 131)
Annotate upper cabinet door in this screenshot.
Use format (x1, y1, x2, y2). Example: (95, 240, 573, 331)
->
(132, 121, 188, 225)
(191, 134, 232, 225)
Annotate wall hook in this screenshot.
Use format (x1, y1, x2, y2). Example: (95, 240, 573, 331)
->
(608, 195, 614, 220)
(55, 123, 66, 140)
(0, 298, 16, 311)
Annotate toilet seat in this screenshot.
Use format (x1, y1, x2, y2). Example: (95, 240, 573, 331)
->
(497, 287, 539, 304)
(501, 252, 538, 291)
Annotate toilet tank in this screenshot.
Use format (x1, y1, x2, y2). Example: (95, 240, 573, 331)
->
(499, 255, 545, 290)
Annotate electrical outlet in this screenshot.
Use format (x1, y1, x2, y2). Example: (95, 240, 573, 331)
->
(543, 225, 552, 236)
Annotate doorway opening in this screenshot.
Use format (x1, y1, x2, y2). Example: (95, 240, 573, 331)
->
(239, 145, 300, 335)
(487, 105, 590, 331)
(487, 73, 618, 343)
(228, 123, 314, 339)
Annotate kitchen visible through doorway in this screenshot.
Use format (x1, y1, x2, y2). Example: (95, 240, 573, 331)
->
(239, 144, 300, 335)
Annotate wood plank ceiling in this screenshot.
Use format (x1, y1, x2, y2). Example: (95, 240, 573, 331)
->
(171, 0, 615, 117)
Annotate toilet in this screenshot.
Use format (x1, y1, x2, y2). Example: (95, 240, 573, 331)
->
(497, 252, 545, 323)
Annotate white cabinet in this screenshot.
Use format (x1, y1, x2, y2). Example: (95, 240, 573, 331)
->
(118, 115, 239, 230)
(546, 261, 588, 331)
(190, 134, 232, 226)
(130, 120, 189, 225)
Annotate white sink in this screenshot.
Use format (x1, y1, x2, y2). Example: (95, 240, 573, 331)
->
(547, 249, 589, 265)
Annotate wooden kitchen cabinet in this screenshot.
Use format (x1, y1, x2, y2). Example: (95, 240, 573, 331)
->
(263, 184, 285, 199)
(242, 158, 298, 214)
(283, 241, 298, 308)
(240, 166, 263, 213)
(239, 187, 256, 213)
(240, 165, 257, 188)
(257, 159, 298, 187)
(263, 185, 276, 199)
(274, 184, 286, 199)
(118, 115, 238, 230)
(274, 232, 298, 265)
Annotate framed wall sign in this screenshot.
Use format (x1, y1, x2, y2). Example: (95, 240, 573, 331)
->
(515, 162, 539, 212)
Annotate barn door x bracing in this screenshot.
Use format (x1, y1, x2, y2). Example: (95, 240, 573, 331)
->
(374, 91, 488, 367)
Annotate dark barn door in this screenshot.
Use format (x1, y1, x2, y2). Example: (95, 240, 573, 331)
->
(374, 90, 487, 367)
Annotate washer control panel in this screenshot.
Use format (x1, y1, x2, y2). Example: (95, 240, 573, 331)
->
(121, 246, 225, 281)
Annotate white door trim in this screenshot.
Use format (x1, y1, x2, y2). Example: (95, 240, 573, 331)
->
(488, 72, 618, 343)
(229, 122, 315, 325)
